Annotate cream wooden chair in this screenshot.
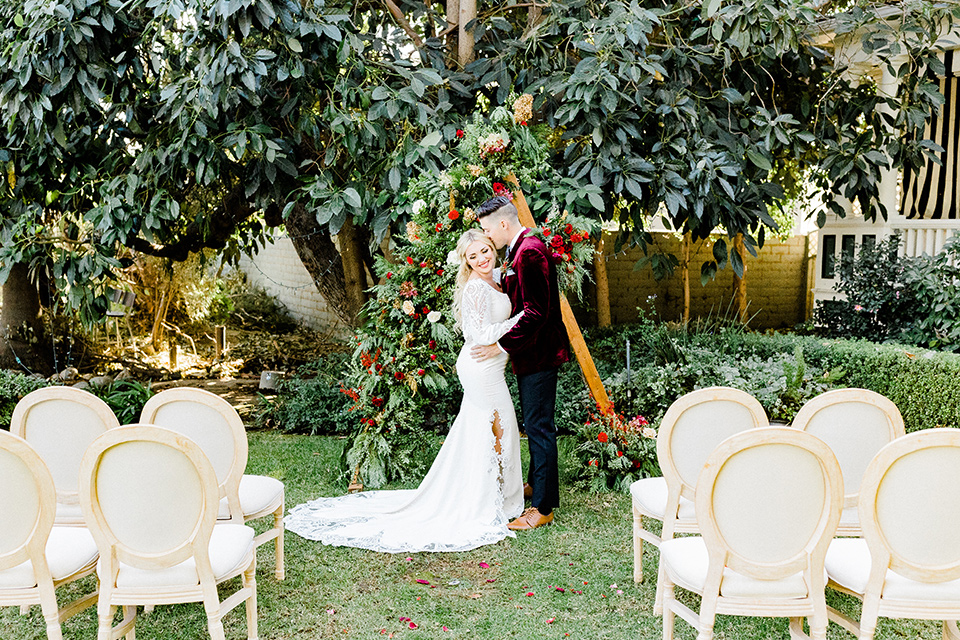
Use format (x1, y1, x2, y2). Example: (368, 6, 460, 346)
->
(630, 386, 768, 601)
(792, 388, 904, 537)
(79, 424, 258, 640)
(660, 427, 844, 640)
(824, 428, 960, 640)
(11, 386, 121, 527)
(0, 430, 98, 640)
(140, 387, 285, 580)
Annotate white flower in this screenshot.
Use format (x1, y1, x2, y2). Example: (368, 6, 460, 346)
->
(446, 250, 459, 265)
(402, 301, 415, 315)
(642, 427, 657, 439)
(427, 311, 442, 323)
(439, 172, 453, 188)
(412, 199, 426, 214)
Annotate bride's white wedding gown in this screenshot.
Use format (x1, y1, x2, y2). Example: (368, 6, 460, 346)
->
(284, 278, 525, 552)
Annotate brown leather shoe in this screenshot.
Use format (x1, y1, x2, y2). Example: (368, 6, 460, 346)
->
(523, 483, 533, 499)
(507, 507, 554, 531)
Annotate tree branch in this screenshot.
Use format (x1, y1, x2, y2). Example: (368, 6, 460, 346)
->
(382, 0, 425, 48)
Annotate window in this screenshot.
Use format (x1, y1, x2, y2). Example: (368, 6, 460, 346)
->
(821, 234, 836, 279)
(862, 235, 876, 251)
(841, 235, 856, 276)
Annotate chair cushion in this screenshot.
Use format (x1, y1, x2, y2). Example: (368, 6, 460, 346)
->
(103, 524, 255, 589)
(219, 475, 284, 520)
(630, 477, 695, 521)
(826, 538, 960, 601)
(0, 527, 99, 589)
(661, 537, 813, 599)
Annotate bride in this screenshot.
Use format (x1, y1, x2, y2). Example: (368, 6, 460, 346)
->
(284, 229, 525, 552)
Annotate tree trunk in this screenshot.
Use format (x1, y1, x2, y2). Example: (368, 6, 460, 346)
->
(458, 0, 476, 67)
(732, 233, 748, 324)
(0, 263, 47, 372)
(681, 231, 691, 324)
(593, 234, 611, 327)
(286, 203, 368, 327)
(445, 0, 460, 68)
(338, 215, 372, 323)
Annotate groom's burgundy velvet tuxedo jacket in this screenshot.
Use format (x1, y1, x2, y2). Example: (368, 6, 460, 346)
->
(499, 229, 570, 376)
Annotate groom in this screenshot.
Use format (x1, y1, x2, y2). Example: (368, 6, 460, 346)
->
(472, 195, 570, 531)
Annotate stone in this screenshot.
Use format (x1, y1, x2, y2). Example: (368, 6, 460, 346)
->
(115, 368, 132, 381)
(58, 367, 79, 381)
(88, 375, 114, 389)
(72, 380, 90, 390)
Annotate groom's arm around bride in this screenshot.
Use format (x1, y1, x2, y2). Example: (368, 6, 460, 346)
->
(471, 195, 569, 531)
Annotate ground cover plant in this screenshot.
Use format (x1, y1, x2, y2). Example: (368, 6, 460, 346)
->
(1, 431, 946, 639)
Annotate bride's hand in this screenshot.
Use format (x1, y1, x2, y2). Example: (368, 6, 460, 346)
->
(471, 343, 501, 362)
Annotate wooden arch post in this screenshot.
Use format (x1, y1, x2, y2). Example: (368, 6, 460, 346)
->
(507, 175, 613, 414)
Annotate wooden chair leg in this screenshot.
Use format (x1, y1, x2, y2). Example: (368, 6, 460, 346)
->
(633, 508, 644, 583)
(273, 502, 285, 581)
(245, 559, 259, 640)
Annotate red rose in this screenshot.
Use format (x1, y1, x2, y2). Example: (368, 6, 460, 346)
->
(456, 129, 465, 138)
(420, 261, 427, 267)
(367, 418, 376, 426)
(571, 233, 582, 243)
(435, 223, 443, 232)
(406, 256, 414, 264)
(448, 209, 459, 220)
(422, 306, 429, 313)
(598, 432, 608, 443)
(372, 397, 384, 407)
(520, 121, 527, 126)
(386, 272, 393, 279)
(550, 235, 564, 248)
(634, 460, 642, 468)
(564, 223, 573, 234)
(435, 286, 442, 293)
(430, 354, 437, 361)
(617, 451, 624, 457)
(428, 340, 436, 349)
(394, 372, 404, 380)
(583, 231, 590, 240)
(436, 269, 444, 276)
(542, 227, 552, 236)
(493, 182, 505, 192)
(417, 369, 425, 376)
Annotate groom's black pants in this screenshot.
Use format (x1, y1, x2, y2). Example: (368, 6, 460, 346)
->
(518, 367, 560, 515)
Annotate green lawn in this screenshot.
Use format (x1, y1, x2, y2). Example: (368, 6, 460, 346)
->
(2, 432, 945, 639)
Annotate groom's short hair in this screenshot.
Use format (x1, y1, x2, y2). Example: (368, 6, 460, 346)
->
(476, 196, 519, 223)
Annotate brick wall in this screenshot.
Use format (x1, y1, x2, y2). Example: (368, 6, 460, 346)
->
(242, 231, 813, 333)
(237, 235, 348, 337)
(582, 232, 813, 330)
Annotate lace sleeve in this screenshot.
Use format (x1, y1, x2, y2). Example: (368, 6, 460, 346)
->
(461, 281, 524, 345)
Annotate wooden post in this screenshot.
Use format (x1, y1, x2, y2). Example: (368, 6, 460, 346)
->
(214, 325, 227, 358)
(169, 342, 178, 370)
(507, 175, 613, 414)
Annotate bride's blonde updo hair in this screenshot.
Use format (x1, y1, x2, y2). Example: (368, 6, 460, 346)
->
(452, 229, 497, 331)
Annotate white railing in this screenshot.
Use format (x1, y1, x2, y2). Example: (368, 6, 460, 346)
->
(891, 219, 960, 258)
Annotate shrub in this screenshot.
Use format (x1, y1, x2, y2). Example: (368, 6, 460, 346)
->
(88, 379, 154, 424)
(0, 370, 49, 430)
(814, 233, 960, 351)
(256, 352, 355, 435)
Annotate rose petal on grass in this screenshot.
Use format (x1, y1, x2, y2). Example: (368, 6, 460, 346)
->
(442, 626, 449, 632)
(525, 592, 534, 597)
(479, 562, 490, 568)
(546, 617, 556, 624)
(616, 589, 624, 595)
(409, 622, 418, 629)
(416, 579, 430, 585)
(486, 579, 496, 583)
